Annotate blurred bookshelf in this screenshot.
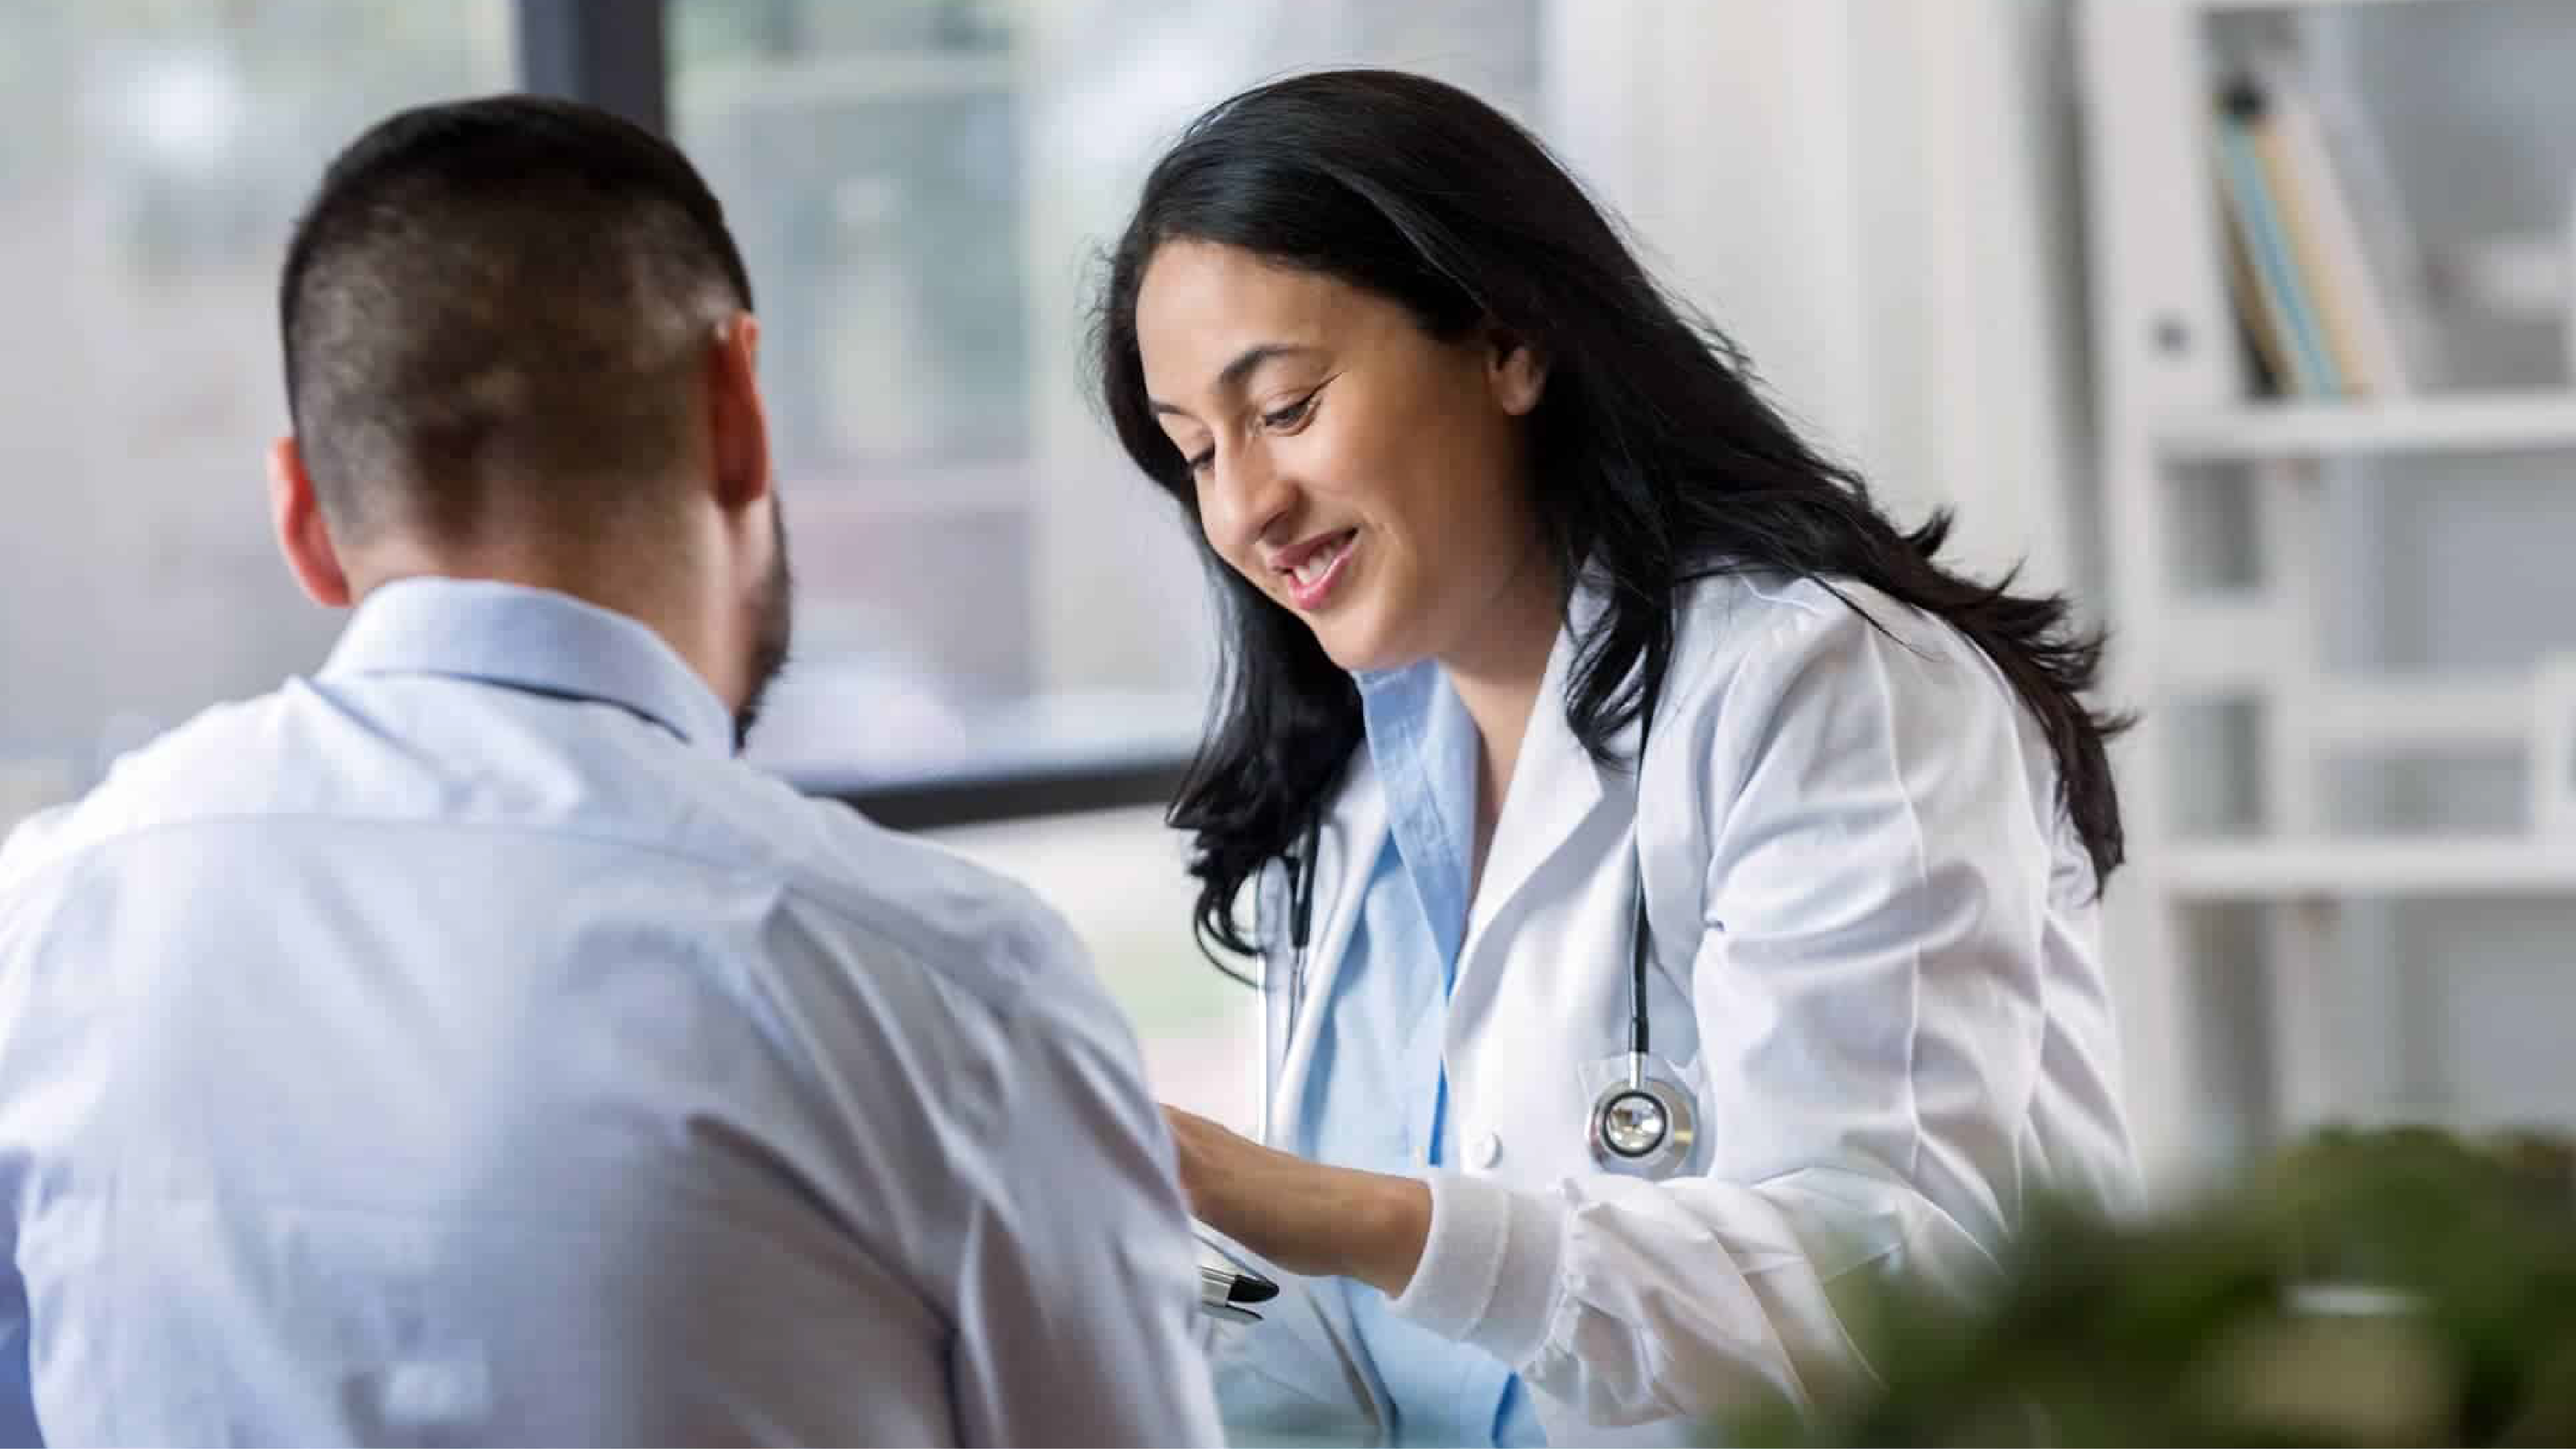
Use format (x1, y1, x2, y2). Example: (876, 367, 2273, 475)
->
(2081, 0, 2576, 1182)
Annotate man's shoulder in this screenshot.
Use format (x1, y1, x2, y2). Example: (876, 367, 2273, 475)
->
(0, 692, 290, 890)
(2, 684, 1093, 1025)
(476, 726, 1097, 1022)
(760, 792, 1092, 1016)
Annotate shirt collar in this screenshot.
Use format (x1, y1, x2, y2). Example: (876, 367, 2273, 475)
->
(1345, 568, 1626, 786)
(320, 578, 737, 757)
(1353, 657, 1479, 966)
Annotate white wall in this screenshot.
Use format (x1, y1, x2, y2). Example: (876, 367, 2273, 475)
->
(1540, 0, 2095, 600)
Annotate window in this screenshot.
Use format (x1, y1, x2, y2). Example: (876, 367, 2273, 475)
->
(0, 0, 1543, 1119)
(0, 2, 513, 824)
(670, 0, 1249, 814)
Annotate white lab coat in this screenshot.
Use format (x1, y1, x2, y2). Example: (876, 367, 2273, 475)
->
(1208, 570, 2140, 1446)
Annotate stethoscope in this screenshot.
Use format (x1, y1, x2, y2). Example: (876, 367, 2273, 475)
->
(1268, 695, 1699, 1180)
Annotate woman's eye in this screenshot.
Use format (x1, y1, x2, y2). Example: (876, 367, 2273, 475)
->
(1186, 446, 1215, 476)
(1260, 392, 1319, 430)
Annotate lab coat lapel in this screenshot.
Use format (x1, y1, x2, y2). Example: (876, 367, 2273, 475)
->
(1265, 753, 1387, 1146)
(1455, 607, 1616, 1003)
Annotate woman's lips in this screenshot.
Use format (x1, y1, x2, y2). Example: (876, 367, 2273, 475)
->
(1283, 531, 1356, 610)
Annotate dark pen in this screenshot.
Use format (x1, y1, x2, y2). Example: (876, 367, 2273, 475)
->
(1195, 1232, 1280, 1319)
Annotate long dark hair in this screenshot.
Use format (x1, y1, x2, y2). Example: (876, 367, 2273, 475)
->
(1092, 69, 2127, 961)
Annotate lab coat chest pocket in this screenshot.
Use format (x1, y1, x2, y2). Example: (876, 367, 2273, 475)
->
(1450, 859, 1716, 1181)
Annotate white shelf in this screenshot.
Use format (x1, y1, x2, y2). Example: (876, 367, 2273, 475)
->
(2154, 394, 2576, 463)
(2189, 0, 2479, 11)
(2162, 657, 2539, 749)
(2165, 836, 2576, 899)
(2309, 671, 2535, 749)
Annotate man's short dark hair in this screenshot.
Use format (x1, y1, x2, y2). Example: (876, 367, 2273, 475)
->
(279, 94, 755, 542)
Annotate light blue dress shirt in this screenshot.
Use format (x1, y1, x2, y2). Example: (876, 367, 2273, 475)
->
(1300, 661, 1546, 1447)
(0, 578, 1223, 1446)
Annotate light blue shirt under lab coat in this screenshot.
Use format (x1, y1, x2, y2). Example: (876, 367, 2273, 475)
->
(1298, 661, 1545, 1447)
(0, 578, 1222, 1446)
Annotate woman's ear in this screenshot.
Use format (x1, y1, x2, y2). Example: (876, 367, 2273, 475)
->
(1486, 326, 1549, 417)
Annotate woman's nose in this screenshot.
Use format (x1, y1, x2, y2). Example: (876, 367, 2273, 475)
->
(1206, 444, 1297, 556)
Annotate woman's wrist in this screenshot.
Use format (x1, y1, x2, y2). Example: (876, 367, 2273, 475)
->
(1344, 1169, 1433, 1298)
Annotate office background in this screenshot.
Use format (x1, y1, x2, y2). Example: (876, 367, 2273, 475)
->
(1, 0, 2566, 1199)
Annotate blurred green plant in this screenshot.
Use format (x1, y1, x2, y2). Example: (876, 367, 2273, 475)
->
(1730, 1127, 2576, 1447)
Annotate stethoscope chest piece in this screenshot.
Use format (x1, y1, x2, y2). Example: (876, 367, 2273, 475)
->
(1283, 671, 1694, 1178)
(1587, 1054, 1698, 1179)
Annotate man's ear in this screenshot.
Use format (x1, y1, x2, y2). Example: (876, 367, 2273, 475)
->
(1486, 325, 1550, 417)
(707, 312, 772, 512)
(267, 436, 352, 608)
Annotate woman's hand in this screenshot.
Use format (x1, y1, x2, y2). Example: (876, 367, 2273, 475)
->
(1162, 1105, 1432, 1297)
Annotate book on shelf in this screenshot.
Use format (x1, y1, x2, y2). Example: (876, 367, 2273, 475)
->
(2214, 83, 2318, 397)
(2210, 54, 2428, 401)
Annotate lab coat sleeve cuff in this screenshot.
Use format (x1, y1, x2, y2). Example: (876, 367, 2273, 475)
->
(1388, 1172, 1567, 1367)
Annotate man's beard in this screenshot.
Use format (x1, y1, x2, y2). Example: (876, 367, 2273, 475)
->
(733, 505, 793, 751)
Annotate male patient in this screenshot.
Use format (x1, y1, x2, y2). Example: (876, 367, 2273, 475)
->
(0, 96, 1221, 1446)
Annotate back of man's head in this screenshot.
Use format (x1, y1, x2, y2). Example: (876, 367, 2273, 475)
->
(279, 94, 754, 546)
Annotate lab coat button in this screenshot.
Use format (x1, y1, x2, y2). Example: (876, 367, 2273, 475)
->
(1469, 1132, 1502, 1169)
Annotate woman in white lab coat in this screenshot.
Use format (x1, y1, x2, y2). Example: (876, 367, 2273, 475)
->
(1091, 69, 2140, 1445)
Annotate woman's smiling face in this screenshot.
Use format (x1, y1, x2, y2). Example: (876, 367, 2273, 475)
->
(1134, 239, 1551, 674)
